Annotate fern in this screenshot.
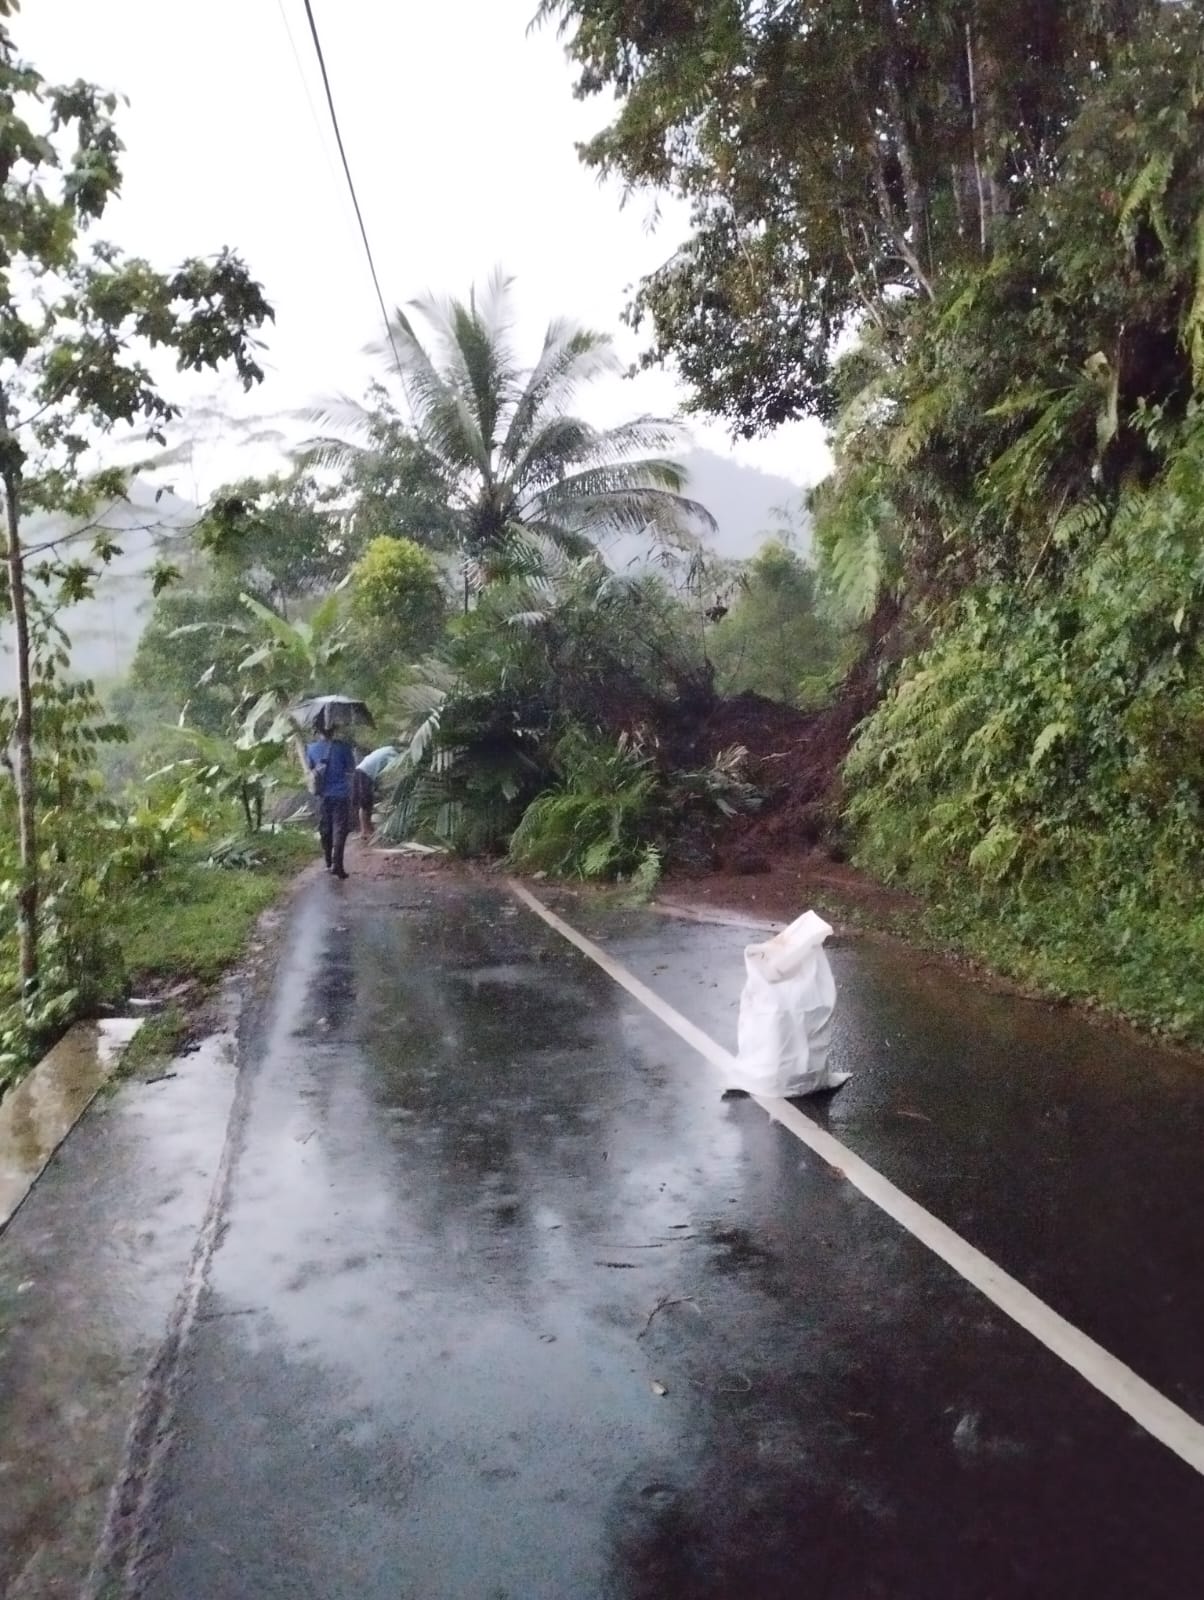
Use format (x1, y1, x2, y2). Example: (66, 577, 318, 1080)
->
(508, 729, 659, 880)
(967, 822, 1024, 882)
(624, 845, 663, 904)
(1118, 151, 1174, 252)
(1029, 720, 1069, 770)
(1051, 497, 1108, 550)
(1185, 205, 1204, 386)
(826, 508, 889, 622)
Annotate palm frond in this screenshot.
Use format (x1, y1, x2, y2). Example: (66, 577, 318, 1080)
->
(500, 323, 620, 466)
(408, 267, 514, 380)
(300, 394, 375, 440)
(509, 417, 600, 489)
(394, 272, 521, 468)
(456, 269, 523, 450)
(532, 468, 716, 544)
(503, 609, 552, 629)
(494, 523, 595, 579)
(294, 434, 370, 475)
(449, 300, 511, 457)
(538, 455, 694, 500)
(294, 395, 378, 473)
(371, 306, 492, 480)
(404, 702, 444, 765)
(513, 415, 687, 491)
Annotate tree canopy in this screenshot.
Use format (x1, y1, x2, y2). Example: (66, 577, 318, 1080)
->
(539, 0, 1163, 427)
(308, 271, 714, 580)
(0, 8, 271, 1019)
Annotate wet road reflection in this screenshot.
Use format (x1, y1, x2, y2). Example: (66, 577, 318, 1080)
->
(128, 878, 1204, 1599)
(0, 1027, 239, 1598)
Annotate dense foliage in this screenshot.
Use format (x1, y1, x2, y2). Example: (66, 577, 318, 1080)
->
(708, 541, 847, 706)
(116, 278, 805, 916)
(376, 553, 761, 862)
(0, 13, 271, 1079)
(538, 1, 1204, 1040)
(827, 15, 1204, 1036)
(539, 0, 1158, 428)
(125, 277, 800, 889)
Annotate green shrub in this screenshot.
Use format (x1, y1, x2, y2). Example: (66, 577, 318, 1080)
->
(845, 423, 1204, 1039)
(509, 730, 659, 879)
(708, 542, 848, 705)
(349, 536, 446, 642)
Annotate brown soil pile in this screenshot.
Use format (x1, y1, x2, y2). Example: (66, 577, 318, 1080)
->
(657, 851, 916, 928)
(665, 665, 876, 871)
(705, 694, 859, 848)
(658, 659, 900, 921)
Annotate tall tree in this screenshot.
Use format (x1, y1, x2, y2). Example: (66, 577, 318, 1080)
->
(0, 19, 272, 985)
(309, 272, 713, 587)
(200, 472, 345, 614)
(538, 0, 1160, 429)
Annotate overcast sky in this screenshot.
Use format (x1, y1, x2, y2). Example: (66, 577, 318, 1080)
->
(15, 0, 832, 499)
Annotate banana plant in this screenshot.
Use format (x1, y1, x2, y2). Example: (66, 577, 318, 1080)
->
(176, 589, 351, 773)
(152, 725, 287, 834)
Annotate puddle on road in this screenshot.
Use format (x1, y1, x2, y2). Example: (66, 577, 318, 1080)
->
(0, 1017, 141, 1230)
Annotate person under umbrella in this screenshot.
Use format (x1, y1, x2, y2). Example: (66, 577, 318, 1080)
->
(305, 719, 357, 879)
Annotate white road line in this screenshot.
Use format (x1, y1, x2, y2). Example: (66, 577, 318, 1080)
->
(509, 880, 1204, 1478)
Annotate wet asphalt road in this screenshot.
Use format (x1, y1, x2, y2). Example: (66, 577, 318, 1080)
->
(5, 870, 1204, 1597)
(0, 1026, 240, 1599)
(100, 873, 1202, 1600)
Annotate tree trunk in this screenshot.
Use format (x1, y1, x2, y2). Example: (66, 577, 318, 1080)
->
(965, 21, 991, 250)
(967, 8, 1007, 243)
(884, 70, 929, 272)
(868, 134, 935, 300)
(3, 473, 38, 987)
(880, 0, 933, 283)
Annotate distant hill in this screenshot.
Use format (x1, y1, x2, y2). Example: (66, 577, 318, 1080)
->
(0, 450, 812, 691)
(600, 447, 812, 572)
(680, 449, 812, 558)
(0, 481, 199, 691)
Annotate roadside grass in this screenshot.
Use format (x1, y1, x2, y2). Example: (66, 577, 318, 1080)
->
(113, 829, 314, 990)
(912, 890, 1204, 1049)
(114, 1002, 188, 1078)
(107, 829, 314, 1076)
(814, 865, 1204, 1051)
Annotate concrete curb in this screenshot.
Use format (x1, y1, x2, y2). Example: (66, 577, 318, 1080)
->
(0, 1017, 142, 1235)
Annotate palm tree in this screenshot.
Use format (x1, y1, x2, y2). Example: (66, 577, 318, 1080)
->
(307, 272, 713, 585)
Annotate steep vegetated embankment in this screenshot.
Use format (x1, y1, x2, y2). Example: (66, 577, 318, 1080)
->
(544, 1, 1204, 1044)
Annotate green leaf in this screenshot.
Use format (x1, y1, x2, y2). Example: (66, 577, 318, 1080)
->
(1029, 721, 1069, 770)
(151, 560, 181, 596)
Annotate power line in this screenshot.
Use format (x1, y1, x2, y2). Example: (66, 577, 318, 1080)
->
(298, 0, 405, 378)
(274, 0, 347, 204)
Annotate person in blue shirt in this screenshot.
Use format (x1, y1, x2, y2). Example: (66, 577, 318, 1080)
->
(305, 730, 357, 879)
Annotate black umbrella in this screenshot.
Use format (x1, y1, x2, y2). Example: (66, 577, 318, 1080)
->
(292, 695, 375, 735)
